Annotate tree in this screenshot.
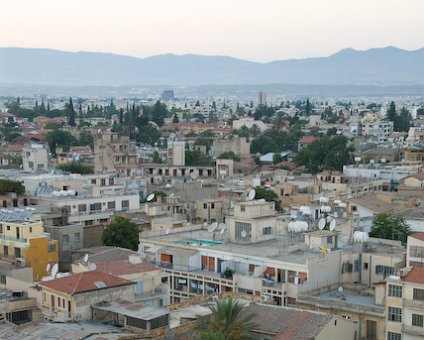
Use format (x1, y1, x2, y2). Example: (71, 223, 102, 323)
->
(102, 216, 139, 250)
(137, 126, 162, 146)
(218, 151, 240, 162)
(47, 129, 77, 155)
(66, 97, 76, 127)
(57, 163, 94, 174)
(201, 298, 258, 340)
(172, 113, 180, 123)
(152, 150, 162, 164)
(185, 150, 212, 166)
(254, 186, 282, 211)
(369, 213, 410, 245)
(387, 101, 396, 121)
(273, 153, 283, 164)
(305, 99, 312, 115)
(78, 130, 94, 148)
(0, 179, 25, 195)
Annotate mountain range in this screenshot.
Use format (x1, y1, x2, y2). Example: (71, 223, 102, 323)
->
(0, 46, 423, 86)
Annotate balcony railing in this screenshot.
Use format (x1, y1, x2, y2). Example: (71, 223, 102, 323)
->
(297, 295, 385, 316)
(0, 235, 27, 243)
(402, 324, 424, 336)
(403, 299, 424, 310)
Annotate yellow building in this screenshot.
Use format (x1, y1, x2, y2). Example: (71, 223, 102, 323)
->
(0, 215, 58, 282)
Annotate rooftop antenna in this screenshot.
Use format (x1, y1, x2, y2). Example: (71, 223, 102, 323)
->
(247, 188, 256, 201)
(318, 218, 326, 230)
(329, 219, 337, 231)
(146, 193, 155, 202)
(51, 263, 58, 278)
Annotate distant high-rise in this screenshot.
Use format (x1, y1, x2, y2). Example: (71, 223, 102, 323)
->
(161, 90, 174, 101)
(258, 91, 267, 106)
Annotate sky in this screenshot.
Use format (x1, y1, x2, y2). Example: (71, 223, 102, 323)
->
(1, 0, 423, 62)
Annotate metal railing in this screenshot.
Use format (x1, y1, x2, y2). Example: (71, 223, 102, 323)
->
(297, 294, 385, 316)
(403, 299, 424, 310)
(0, 235, 27, 243)
(402, 324, 424, 336)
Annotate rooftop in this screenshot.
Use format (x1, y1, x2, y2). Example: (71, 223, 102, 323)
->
(39, 271, 134, 295)
(94, 261, 159, 276)
(404, 267, 424, 285)
(241, 303, 332, 339)
(92, 300, 169, 321)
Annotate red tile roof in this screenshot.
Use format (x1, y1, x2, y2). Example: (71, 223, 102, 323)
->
(39, 271, 134, 295)
(404, 267, 424, 285)
(95, 261, 159, 276)
(410, 233, 424, 242)
(299, 136, 317, 144)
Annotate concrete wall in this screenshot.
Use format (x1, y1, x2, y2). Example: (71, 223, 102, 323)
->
(316, 316, 358, 340)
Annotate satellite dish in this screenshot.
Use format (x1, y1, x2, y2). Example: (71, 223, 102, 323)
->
(203, 222, 208, 228)
(88, 263, 97, 271)
(329, 219, 336, 231)
(51, 263, 58, 278)
(46, 263, 51, 272)
(208, 222, 219, 232)
(190, 171, 199, 180)
(338, 286, 343, 293)
(146, 193, 155, 202)
(241, 230, 247, 238)
(220, 228, 225, 235)
(165, 228, 170, 235)
(318, 218, 326, 230)
(83, 254, 89, 263)
(247, 189, 256, 201)
(218, 223, 225, 230)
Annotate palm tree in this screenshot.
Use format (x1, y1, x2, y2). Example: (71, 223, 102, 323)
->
(202, 298, 258, 340)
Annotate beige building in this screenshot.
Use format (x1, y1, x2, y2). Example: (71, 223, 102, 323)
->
(407, 233, 424, 268)
(94, 132, 137, 176)
(195, 198, 223, 224)
(167, 141, 185, 166)
(39, 270, 135, 322)
(22, 143, 48, 173)
(212, 136, 250, 158)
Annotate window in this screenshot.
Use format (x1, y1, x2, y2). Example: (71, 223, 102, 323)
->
(410, 246, 424, 257)
(48, 244, 56, 252)
(90, 203, 101, 211)
(211, 203, 215, 209)
(413, 288, 424, 301)
(109, 178, 114, 185)
(342, 262, 353, 274)
(101, 178, 106, 186)
(366, 320, 377, 340)
(29, 227, 32, 233)
(7, 226, 10, 231)
(203, 204, 207, 209)
(78, 204, 86, 212)
(388, 285, 402, 298)
(388, 306, 402, 322)
(240, 205, 245, 212)
(263, 227, 272, 235)
(14, 247, 21, 258)
(327, 236, 333, 244)
(375, 265, 394, 276)
(412, 314, 424, 327)
(63, 235, 69, 244)
(122, 200, 129, 209)
(235, 222, 251, 241)
(387, 332, 401, 340)
(74, 233, 80, 242)
(91, 179, 96, 185)
(3, 246, 8, 256)
(107, 201, 115, 210)
(363, 262, 368, 270)
(354, 260, 359, 272)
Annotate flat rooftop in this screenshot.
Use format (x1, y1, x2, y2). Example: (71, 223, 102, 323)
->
(318, 289, 375, 307)
(143, 227, 324, 265)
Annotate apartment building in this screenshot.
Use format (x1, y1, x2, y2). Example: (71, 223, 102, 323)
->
(22, 143, 48, 173)
(0, 211, 58, 281)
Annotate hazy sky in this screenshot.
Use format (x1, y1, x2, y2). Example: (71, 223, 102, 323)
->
(1, 0, 423, 62)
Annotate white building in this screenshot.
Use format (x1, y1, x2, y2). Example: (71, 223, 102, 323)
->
(22, 143, 48, 173)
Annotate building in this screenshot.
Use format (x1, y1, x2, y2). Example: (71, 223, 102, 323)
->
(384, 268, 424, 339)
(22, 143, 48, 173)
(161, 90, 174, 101)
(212, 136, 250, 158)
(167, 141, 185, 166)
(94, 132, 137, 176)
(39, 270, 135, 322)
(407, 233, 424, 268)
(0, 211, 59, 281)
(195, 198, 223, 224)
(258, 91, 267, 105)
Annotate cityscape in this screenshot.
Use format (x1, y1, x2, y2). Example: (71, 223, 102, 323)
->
(0, 1, 424, 339)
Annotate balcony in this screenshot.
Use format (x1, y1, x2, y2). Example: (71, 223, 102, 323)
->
(402, 324, 424, 337)
(0, 235, 27, 243)
(403, 299, 424, 310)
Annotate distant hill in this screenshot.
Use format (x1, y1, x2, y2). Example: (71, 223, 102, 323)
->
(1, 46, 423, 86)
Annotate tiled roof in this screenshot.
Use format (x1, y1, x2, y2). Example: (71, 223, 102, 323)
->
(299, 136, 317, 144)
(410, 233, 424, 242)
(39, 271, 133, 295)
(404, 267, 424, 285)
(95, 261, 159, 276)
(241, 303, 332, 339)
(407, 172, 424, 181)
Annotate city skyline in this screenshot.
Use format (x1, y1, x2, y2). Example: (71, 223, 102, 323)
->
(1, 0, 423, 62)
